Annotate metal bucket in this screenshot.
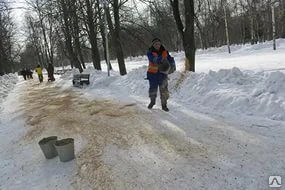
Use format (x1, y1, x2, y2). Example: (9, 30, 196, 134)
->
(38, 136, 58, 159)
(54, 138, 75, 162)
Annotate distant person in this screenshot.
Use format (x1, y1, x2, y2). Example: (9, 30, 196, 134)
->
(47, 63, 55, 81)
(21, 68, 27, 80)
(26, 68, 33, 79)
(35, 65, 43, 83)
(146, 38, 176, 112)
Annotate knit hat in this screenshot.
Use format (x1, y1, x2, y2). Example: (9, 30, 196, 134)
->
(152, 38, 161, 44)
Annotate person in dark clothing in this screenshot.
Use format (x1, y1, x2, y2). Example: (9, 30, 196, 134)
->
(26, 68, 33, 79)
(47, 63, 55, 81)
(146, 38, 176, 111)
(21, 69, 27, 80)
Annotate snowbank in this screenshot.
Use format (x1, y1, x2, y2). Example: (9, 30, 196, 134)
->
(0, 73, 18, 106)
(171, 68, 285, 121)
(59, 65, 285, 121)
(130, 67, 285, 120)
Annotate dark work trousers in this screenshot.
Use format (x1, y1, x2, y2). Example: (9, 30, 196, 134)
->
(147, 72, 169, 105)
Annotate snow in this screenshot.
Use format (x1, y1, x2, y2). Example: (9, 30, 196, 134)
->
(1, 39, 285, 189)
(0, 80, 84, 190)
(0, 73, 18, 110)
(172, 68, 285, 120)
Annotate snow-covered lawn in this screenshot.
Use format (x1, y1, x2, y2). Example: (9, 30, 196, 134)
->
(0, 74, 18, 111)
(0, 39, 284, 189)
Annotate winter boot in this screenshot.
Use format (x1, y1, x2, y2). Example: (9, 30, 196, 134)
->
(162, 104, 169, 112)
(162, 105, 169, 112)
(148, 98, 156, 109)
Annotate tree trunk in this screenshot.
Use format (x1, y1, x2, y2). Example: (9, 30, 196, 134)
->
(272, 2, 276, 50)
(249, 2, 256, 45)
(28, 17, 45, 67)
(171, 0, 196, 72)
(194, 15, 207, 49)
(97, 1, 112, 70)
(60, 0, 83, 73)
(250, 16, 255, 44)
(281, 0, 285, 37)
(85, 0, 101, 70)
(223, 0, 231, 53)
(113, 0, 127, 75)
(38, 13, 52, 66)
(184, 0, 196, 71)
(71, 0, 86, 69)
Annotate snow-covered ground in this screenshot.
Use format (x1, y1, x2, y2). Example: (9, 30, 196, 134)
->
(0, 74, 18, 111)
(1, 39, 285, 189)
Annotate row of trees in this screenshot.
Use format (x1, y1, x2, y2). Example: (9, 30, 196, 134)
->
(195, 0, 285, 51)
(20, 0, 128, 75)
(19, 0, 196, 74)
(137, 0, 284, 51)
(0, 1, 16, 75)
(1, 0, 284, 75)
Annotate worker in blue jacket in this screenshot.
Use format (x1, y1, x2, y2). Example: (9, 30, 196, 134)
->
(146, 38, 175, 111)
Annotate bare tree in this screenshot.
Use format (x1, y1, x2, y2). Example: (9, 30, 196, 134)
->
(82, 0, 101, 70)
(26, 0, 56, 68)
(70, 0, 86, 69)
(96, 0, 113, 70)
(222, 0, 231, 53)
(170, 0, 196, 72)
(271, 0, 277, 50)
(0, 0, 15, 75)
(58, 0, 83, 72)
(105, 0, 127, 75)
(26, 15, 45, 67)
(281, 0, 285, 37)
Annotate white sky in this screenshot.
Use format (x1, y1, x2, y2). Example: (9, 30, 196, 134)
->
(8, 1, 27, 23)
(8, 0, 29, 43)
(9, 0, 146, 42)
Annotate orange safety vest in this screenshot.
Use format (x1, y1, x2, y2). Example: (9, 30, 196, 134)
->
(148, 51, 168, 74)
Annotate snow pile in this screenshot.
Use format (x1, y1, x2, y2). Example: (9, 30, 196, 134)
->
(0, 73, 18, 105)
(60, 64, 285, 121)
(172, 68, 285, 120)
(117, 66, 149, 95)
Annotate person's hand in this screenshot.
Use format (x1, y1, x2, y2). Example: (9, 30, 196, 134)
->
(154, 56, 162, 64)
(162, 51, 168, 58)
